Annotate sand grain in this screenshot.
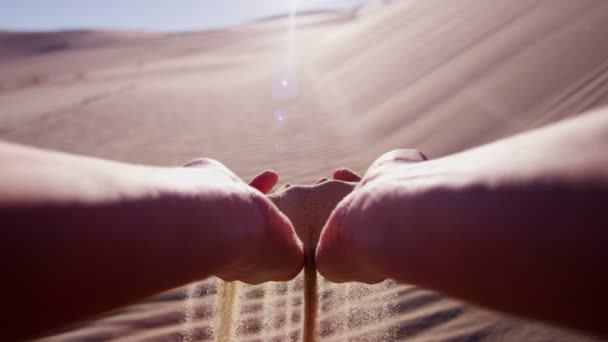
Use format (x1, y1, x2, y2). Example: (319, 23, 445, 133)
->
(4, 1, 606, 340)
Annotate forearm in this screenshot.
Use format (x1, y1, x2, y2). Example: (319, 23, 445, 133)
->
(384, 177, 608, 334)
(0, 142, 156, 205)
(0, 143, 248, 340)
(4, 199, 219, 338)
(353, 110, 608, 335)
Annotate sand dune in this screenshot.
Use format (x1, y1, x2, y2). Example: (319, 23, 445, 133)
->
(2, 0, 608, 341)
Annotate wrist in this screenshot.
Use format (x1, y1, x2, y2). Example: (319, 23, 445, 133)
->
(150, 166, 268, 279)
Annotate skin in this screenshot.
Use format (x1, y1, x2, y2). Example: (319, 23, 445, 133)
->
(213, 179, 358, 342)
(0, 142, 303, 341)
(317, 107, 608, 337)
(2, 106, 608, 340)
(268, 179, 358, 342)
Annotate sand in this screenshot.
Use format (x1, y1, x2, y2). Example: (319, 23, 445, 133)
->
(269, 180, 358, 342)
(2, 0, 608, 340)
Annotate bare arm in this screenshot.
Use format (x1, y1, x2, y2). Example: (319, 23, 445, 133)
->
(0, 143, 302, 341)
(317, 108, 608, 337)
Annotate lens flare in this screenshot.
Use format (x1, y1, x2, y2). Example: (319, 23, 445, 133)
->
(272, 0, 298, 104)
(274, 109, 287, 122)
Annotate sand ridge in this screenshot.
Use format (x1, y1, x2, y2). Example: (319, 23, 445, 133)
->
(3, 0, 607, 341)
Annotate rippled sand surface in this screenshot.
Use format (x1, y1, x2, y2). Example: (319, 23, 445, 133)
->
(2, 0, 608, 340)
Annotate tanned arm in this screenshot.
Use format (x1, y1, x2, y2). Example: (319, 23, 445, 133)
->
(318, 108, 608, 337)
(0, 143, 302, 341)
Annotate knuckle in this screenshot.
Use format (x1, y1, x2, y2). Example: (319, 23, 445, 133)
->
(182, 157, 216, 167)
(183, 158, 237, 179)
(374, 149, 427, 167)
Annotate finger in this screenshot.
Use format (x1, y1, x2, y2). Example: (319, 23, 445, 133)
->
(333, 168, 362, 182)
(182, 157, 239, 180)
(249, 170, 279, 194)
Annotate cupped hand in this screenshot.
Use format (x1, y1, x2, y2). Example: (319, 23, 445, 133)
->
(183, 158, 303, 284)
(316, 149, 428, 283)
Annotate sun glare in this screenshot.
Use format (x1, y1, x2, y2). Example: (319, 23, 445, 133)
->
(272, 0, 299, 123)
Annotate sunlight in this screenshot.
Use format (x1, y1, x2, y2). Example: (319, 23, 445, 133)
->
(272, 0, 299, 123)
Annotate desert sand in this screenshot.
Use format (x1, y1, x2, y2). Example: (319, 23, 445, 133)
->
(2, 0, 608, 340)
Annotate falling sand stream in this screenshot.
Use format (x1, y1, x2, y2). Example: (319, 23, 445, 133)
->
(184, 4, 394, 339)
(219, 180, 351, 342)
(181, 180, 397, 341)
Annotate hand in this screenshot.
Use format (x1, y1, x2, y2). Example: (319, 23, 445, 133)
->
(183, 158, 303, 284)
(268, 177, 358, 252)
(315, 149, 428, 283)
(0, 144, 306, 341)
